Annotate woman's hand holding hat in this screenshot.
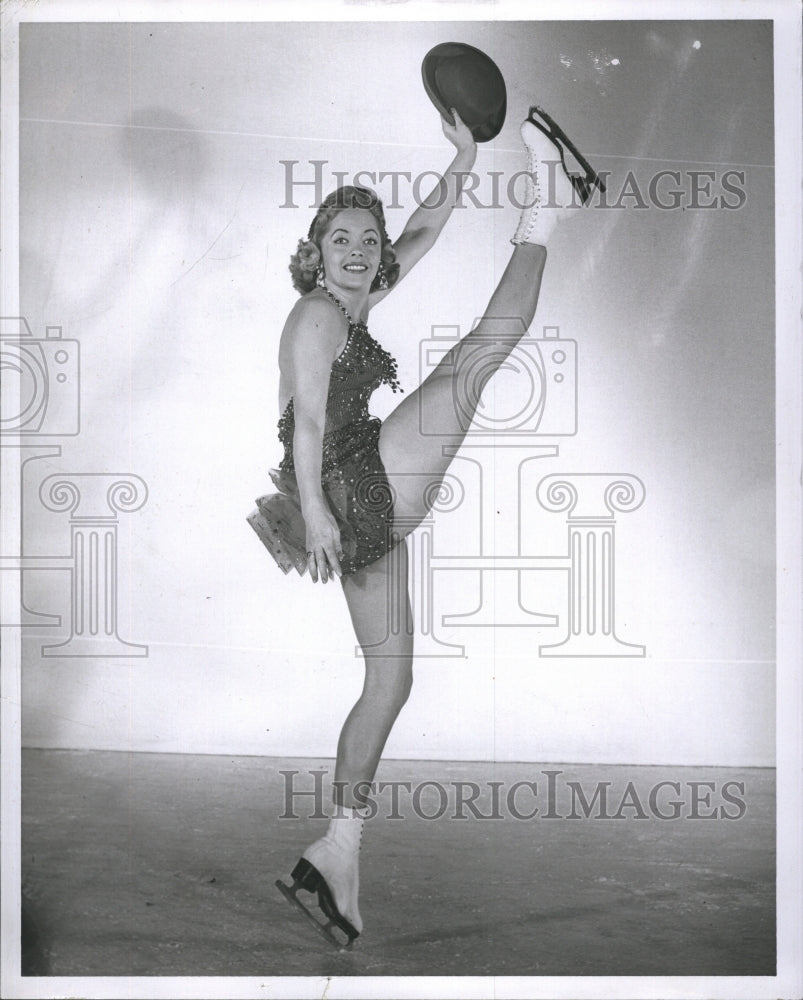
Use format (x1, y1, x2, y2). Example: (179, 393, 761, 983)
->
(441, 108, 476, 156)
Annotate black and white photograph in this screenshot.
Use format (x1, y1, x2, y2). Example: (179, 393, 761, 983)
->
(1, 1, 801, 998)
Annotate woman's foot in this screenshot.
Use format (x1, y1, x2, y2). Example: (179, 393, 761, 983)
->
(301, 808, 364, 934)
(275, 806, 366, 950)
(511, 107, 602, 246)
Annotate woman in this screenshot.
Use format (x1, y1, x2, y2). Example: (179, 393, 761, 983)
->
(248, 106, 602, 949)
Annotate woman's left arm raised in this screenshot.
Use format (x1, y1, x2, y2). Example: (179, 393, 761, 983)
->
(373, 110, 477, 296)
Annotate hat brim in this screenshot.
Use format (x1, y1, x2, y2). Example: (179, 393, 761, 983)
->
(422, 42, 506, 143)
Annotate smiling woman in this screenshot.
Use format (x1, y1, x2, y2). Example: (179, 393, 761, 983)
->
(288, 188, 401, 295)
(247, 99, 604, 949)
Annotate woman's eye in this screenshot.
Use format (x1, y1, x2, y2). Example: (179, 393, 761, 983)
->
(333, 237, 348, 244)
(365, 238, 378, 246)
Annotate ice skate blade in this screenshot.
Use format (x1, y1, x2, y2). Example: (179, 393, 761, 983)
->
(526, 104, 606, 201)
(275, 878, 357, 952)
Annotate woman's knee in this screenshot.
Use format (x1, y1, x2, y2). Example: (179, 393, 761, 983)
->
(364, 660, 413, 712)
(389, 666, 413, 715)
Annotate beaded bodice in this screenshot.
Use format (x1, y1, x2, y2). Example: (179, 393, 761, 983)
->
(278, 291, 402, 476)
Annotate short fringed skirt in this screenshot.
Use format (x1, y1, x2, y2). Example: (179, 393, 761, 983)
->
(247, 418, 398, 577)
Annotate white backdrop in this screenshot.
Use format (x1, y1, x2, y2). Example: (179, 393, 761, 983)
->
(14, 18, 776, 765)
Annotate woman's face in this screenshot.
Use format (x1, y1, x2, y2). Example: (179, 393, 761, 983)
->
(319, 208, 382, 294)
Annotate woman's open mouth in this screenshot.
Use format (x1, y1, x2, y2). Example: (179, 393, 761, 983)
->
(343, 263, 369, 273)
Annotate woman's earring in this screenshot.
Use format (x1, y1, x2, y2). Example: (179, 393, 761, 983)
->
(376, 261, 389, 291)
(315, 264, 326, 288)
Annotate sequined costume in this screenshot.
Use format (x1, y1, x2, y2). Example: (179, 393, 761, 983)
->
(247, 297, 403, 576)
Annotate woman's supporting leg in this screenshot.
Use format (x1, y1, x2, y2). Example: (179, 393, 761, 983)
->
(379, 242, 548, 529)
(336, 541, 413, 808)
(298, 543, 413, 937)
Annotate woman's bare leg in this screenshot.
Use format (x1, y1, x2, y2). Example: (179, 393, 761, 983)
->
(295, 544, 411, 938)
(336, 543, 413, 808)
(378, 108, 593, 527)
(379, 242, 548, 528)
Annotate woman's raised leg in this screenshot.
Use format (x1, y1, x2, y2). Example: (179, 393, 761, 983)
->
(379, 242, 548, 529)
(379, 114, 586, 531)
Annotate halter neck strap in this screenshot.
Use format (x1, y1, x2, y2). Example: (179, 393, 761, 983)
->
(320, 285, 367, 329)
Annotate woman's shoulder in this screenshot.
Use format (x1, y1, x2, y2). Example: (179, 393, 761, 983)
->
(293, 288, 344, 318)
(279, 290, 348, 361)
(285, 290, 347, 336)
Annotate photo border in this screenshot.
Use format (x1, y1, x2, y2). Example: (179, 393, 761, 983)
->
(1, 1, 800, 998)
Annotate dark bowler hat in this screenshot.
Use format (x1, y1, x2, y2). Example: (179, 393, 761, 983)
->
(422, 42, 506, 142)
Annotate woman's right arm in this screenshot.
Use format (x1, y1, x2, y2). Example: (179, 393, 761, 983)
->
(283, 298, 345, 582)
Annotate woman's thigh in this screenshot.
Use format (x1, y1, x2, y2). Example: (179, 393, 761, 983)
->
(378, 346, 483, 530)
(341, 540, 413, 661)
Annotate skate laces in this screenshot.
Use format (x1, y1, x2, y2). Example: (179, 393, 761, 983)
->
(514, 151, 543, 241)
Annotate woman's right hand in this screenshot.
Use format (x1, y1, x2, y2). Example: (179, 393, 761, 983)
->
(303, 502, 344, 583)
(442, 108, 476, 158)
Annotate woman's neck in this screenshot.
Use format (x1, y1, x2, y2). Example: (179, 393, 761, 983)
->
(320, 282, 369, 324)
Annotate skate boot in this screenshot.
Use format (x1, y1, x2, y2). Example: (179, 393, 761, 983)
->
(511, 105, 605, 246)
(276, 806, 365, 951)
